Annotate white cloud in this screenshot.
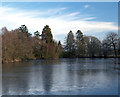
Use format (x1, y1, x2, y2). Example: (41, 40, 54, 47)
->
(84, 5, 90, 8)
(81, 17, 96, 21)
(0, 6, 118, 43)
(68, 12, 80, 16)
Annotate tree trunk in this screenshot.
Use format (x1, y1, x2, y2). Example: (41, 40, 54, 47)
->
(113, 43, 117, 57)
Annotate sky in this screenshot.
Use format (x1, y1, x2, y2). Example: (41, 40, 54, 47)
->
(0, 2, 118, 43)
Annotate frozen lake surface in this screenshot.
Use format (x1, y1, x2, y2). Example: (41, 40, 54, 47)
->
(2, 58, 120, 95)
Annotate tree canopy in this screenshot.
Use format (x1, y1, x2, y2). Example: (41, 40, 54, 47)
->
(2, 25, 62, 63)
(1, 25, 120, 63)
(41, 25, 53, 43)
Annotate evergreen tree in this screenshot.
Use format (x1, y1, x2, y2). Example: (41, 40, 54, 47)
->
(64, 30, 75, 57)
(76, 30, 84, 43)
(58, 41, 61, 46)
(34, 31, 40, 37)
(57, 41, 62, 57)
(76, 30, 85, 57)
(19, 25, 31, 37)
(41, 25, 53, 43)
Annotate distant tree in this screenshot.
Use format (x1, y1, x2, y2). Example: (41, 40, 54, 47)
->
(2, 27, 34, 63)
(4, 24, 120, 63)
(32, 36, 42, 58)
(2, 27, 9, 62)
(87, 36, 101, 57)
(19, 25, 31, 37)
(19, 25, 28, 33)
(76, 30, 86, 57)
(64, 30, 75, 57)
(102, 39, 111, 57)
(40, 41, 60, 59)
(58, 41, 61, 46)
(2, 25, 63, 62)
(118, 38, 120, 56)
(84, 36, 90, 56)
(57, 41, 63, 57)
(34, 31, 40, 37)
(41, 25, 53, 43)
(76, 30, 84, 44)
(105, 32, 118, 56)
(33, 26, 62, 59)
(1, 27, 8, 34)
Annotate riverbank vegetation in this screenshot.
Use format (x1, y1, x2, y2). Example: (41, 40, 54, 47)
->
(63, 30, 120, 58)
(2, 25, 62, 63)
(1, 25, 120, 63)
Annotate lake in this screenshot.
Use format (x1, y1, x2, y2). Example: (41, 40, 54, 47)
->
(2, 58, 120, 95)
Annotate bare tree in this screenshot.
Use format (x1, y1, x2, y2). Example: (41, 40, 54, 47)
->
(105, 32, 118, 56)
(118, 37, 120, 56)
(102, 39, 112, 57)
(87, 36, 101, 57)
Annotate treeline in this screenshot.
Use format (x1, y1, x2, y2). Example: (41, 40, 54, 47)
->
(1, 25, 120, 63)
(2, 25, 62, 63)
(63, 30, 120, 58)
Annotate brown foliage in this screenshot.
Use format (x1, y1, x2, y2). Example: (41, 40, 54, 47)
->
(2, 28, 34, 63)
(2, 26, 62, 63)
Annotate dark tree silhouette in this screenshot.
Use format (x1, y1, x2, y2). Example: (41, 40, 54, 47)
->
(76, 30, 85, 57)
(1, 25, 119, 63)
(19, 25, 31, 37)
(105, 32, 118, 56)
(64, 30, 76, 57)
(41, 25, 53, 43)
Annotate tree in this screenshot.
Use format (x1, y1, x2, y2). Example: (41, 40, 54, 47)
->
(87, 36, 101, 57)
(40, 41, 60, 59)
(76, 30, 85, 57)
(57, 41, 63, 57)
(117, 37, 120, 56)
(34, 31, 40, 37)
(19, 25, 31, 37)
(33, 26, 62, 59)
(105, 32, 118, 56)
(64, 30, 75, 57)
(58, 41, 61, 46)
(2, 25, 63, 62)
(76, 30, 84, 44)
(102, 39, 112, 57)
(2, 27, 34, 63)
(41, 25, 53, 43)
(32, 35, 42, 59)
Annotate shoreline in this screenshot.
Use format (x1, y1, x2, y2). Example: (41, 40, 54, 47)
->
(2, 56, 120, 64)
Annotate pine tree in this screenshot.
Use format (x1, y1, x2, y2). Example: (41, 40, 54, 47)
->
(76, 30, 84, 43)
(34, 31, 40, 37)
(41, 25, 53, 43)
(76, 30, 85, 57)
(19, 25, 31, 37)
(64, 30, 75, 57)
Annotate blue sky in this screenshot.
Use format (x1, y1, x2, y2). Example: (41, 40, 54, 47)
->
(0, 2, 118, 43)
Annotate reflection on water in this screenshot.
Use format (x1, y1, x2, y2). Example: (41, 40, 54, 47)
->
(2, 58, 119, 95)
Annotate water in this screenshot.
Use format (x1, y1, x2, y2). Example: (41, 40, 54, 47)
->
(2, 58, 120, 95)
